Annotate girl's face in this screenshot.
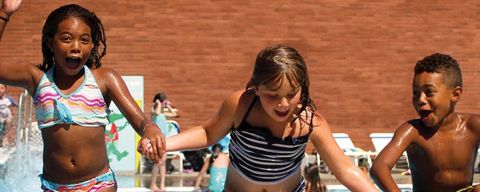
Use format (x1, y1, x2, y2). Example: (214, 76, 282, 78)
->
(255, 79, 301, 122)
(49, 17, 93, 76)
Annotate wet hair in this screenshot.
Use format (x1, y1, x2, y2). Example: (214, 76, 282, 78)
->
(246, 45, 316, 123)
(414, 53, 462, 89)
(40, 4, 106, 71)
(153, 92, 168, 102)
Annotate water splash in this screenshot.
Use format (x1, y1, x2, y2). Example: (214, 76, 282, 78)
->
(0, 90, 43, 191)
(0, 143, 43, 191)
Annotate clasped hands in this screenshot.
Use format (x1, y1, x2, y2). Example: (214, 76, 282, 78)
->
(136, 123, 166, 163)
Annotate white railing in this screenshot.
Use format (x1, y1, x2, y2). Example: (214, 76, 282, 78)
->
(16, 90, 41, 149)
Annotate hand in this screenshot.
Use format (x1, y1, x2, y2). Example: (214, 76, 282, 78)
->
(137, 124, 165, 163)
(1, 0, 22, 16)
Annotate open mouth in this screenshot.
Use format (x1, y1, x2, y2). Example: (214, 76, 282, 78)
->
(65, 56, 82, 69)
(274, 110, 289, 117)
(419, 109, 433, 122)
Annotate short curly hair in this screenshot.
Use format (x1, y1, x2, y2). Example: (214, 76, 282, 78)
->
(414, 53, 462, 88)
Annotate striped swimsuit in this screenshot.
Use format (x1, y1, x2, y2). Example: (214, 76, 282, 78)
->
(229, 96, 313, 192)
(33, 66, 110, 129)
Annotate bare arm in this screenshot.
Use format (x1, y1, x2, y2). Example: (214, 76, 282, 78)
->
(370, 122, 415, 192)
(0, 0, 21, 41)
(194, 158, 210, 189)
(163, 105, 178, 118)
(166, 90, 241, 151)
(310, 114, 378, 192)
(98, 68, 165, 163)
(468, 114, 480, 141)
(0, 0, 41, 94)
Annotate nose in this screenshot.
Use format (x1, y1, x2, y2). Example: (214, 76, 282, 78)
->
(277, 97, 289, 110)
(414, 92, 427, 107)
(70, 40, 81, 54)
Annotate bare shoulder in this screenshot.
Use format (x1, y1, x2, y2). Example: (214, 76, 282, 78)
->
(393, 120, 420, 142)
(226, 89, 256, 127)
(310, 111, 327, 128)
(90, 67, 122, 92)
(308, 111, 331, 137)
(463, 113, 480, 138)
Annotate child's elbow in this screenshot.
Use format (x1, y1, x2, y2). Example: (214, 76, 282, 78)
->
(369, 162, 386, 182)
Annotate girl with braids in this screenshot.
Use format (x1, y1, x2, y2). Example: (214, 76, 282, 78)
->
(165, 45, 377, 191)
(0, 1, 164, 191)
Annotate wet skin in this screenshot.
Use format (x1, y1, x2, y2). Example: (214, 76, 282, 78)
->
(407, 114, 479, 191)
(39, 16, 112, 184)
(0, 1, 164, 189)
(370, 72, 480, 191)
(41, 124, 110, 183)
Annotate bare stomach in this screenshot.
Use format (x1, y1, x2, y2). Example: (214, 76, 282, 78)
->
(41, 124, 110, 184)
(224, 164, 302, 192)
(411, 169, 474, 191)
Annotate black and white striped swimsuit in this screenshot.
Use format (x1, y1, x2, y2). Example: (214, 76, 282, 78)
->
(229, 96, 313, 191)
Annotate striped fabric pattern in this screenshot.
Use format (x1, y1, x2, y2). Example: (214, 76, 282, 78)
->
(229, 96, 312, 184)
(34, 66, 110, 129)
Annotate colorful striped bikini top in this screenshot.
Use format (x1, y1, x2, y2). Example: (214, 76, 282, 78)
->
(34, 66, 110, 129)
(229, 96, 314, 184)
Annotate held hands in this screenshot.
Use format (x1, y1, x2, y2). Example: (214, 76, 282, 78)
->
(137, 123, 166, 163)
(1, 0, 22, 16)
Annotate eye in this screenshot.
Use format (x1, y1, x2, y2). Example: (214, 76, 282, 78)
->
(60, 35, 71, 42)
(81, 36, 91, 44)
(425, 89, 435, 97)
(265, 94, 280, 100)
(287, 93, 296, 99)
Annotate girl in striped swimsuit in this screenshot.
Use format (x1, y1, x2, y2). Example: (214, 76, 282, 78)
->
(166, 45, 378, 191)
(0, 1, 165, 191)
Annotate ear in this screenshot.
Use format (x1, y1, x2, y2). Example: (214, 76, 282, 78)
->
(451, 86, 462, 102)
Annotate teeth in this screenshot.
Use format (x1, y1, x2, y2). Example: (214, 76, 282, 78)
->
(66, 57, 81, 63)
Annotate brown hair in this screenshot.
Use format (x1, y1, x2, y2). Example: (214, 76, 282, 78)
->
(246, 45, 316, 124)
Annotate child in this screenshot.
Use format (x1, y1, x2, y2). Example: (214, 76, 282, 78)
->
(304, 165, 327, 192)
(163, 45, 378, 191)
(150, 92, 178, 191)
(193, 143, 229, 192)
(0, 83, 13, 147)
(370, 53, 480, 191)
(0, 1, 165, 191)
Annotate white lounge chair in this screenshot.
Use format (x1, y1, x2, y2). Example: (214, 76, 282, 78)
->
(369, 133, 409, 171)
(165, 120, 185, 174)
(332, 133, 373, 169)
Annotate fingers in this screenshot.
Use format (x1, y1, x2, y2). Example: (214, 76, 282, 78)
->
(150, 137, 160, 163)
(137, 138, 149, 153)
(138, 126, 166, 164)
(156, 135, 165, 161)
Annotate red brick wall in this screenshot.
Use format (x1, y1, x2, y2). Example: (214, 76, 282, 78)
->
(2, 0, 480, 151)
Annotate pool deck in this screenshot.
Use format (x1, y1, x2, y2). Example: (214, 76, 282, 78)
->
(117, 170, 480, 190)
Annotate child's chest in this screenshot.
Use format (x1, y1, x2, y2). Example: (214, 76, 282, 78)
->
(409, 131, 478, 169)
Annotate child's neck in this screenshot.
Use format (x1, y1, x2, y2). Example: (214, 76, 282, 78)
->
(437, 112, 461, 132)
